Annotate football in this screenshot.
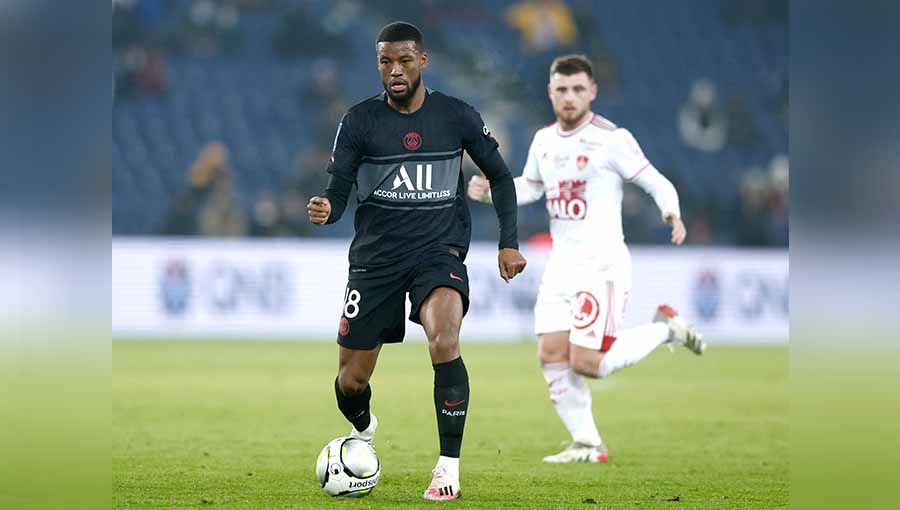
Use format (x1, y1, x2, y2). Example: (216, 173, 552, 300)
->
(315, 437, 380, 497)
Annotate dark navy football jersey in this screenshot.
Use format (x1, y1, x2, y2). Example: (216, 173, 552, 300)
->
(325, 89, 517, 275)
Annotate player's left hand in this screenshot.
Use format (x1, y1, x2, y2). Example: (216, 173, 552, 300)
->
(498, 248, 527, 283)
(665, 213, 686, 245)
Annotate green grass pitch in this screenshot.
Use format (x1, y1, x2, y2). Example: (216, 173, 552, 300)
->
(113, 341, 787, 509)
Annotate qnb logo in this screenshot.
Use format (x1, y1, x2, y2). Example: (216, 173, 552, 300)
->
(546, 179, 588, 220)
(391, 164, 433, 191)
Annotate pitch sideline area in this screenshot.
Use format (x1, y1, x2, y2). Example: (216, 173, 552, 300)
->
(114, 341, 787, 509)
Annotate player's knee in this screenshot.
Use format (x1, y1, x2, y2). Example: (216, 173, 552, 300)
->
(337, 369, 369, 395)
(427, 331, 460, 358)
(570, 352, 600, 379)
(538, 345, 567, 364)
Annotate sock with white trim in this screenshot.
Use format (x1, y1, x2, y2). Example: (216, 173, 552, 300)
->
(542, 362, 603, 446)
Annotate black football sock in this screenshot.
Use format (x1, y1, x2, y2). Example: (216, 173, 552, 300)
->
(433, 357, 469, 458)
(334, 377, 372, 432)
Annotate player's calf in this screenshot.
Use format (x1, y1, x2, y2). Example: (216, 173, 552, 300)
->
(334, 376, 374, 435)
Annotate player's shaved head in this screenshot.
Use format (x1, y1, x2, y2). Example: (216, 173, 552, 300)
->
(376, 21, 425, 50)
(376, 22, 429, 109)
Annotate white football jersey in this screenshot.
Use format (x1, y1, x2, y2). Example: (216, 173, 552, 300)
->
(522, 112, 651, 260)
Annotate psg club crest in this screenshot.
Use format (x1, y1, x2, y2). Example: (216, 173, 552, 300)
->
(404, 131, 422, 151)
(573, 291, 600, 330)
(339, 317, 350, 336)
(576, 154, 589, 170)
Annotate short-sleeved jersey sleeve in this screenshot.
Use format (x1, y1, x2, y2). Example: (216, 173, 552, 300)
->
(459, 103, 503, 177)
(326, 112, 363, 182)
(608, 128, 651, 181)
(522, 135, 543, 183)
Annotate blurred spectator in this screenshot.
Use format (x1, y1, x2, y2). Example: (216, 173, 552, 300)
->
(273, 4, 350, 59)
(767, 154, 789, 245)
(113, 0, 787, 246)
(734, 168, 769, 246)
(722, 0, 788, 26)
(505, 0, 578, 53)
(179, 0, 244, 57)
(160, 142, 248, 236)
(115, 47, 169, 98)
(249, 191, 283, 237)
(678, 79, 728, 153)
(726, 94, 761, 152)
(570, 1, 618, 94)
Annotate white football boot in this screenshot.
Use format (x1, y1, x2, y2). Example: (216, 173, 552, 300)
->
(422, 463, 460, 501)
(542, 441, 609, 464)
(349, 414, 378, 444)
(654, 305, 706, 355)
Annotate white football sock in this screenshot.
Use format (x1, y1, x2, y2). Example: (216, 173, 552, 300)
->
(542, 362, 603, 446)
(436, 455, 459, 475)
(598, 322, 669, 378)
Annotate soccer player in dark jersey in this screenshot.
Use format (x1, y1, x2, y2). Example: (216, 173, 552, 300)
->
(306, 21, 526, 501)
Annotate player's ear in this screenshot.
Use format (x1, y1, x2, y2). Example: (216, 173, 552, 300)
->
(589, 81, 598, 101)
(419, 51, 429, 70)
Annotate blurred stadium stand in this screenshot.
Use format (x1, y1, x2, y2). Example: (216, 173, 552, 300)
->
(113, 0, 788, 246)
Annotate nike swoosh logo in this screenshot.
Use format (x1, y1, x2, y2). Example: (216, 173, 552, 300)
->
(449, 273, 464, 282)
(444, 399, 466, 407)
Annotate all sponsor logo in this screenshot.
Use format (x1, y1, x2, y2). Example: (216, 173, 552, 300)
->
(373, 164, 452, 200)
(391, 164, 432, 191)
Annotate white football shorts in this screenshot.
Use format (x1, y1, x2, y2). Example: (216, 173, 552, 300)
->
(534, 252, 632, 351)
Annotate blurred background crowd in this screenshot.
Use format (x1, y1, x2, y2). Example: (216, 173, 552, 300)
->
(113, 0, 788, 246)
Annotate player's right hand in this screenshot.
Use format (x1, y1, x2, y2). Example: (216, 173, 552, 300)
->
(498, 248, 527, 283)
(307, 196, 331, 225)
(467, 175, 491, 203)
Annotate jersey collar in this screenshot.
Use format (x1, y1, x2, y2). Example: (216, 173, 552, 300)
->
(556, 112, 595, 137)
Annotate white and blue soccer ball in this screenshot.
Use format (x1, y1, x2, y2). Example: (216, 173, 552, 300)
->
(316, 437, 380, 497)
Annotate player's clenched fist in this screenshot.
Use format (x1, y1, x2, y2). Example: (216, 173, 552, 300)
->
(467, 175, 491, 203)
(307, 196, 332, 225)
(498, 248, 527, 283)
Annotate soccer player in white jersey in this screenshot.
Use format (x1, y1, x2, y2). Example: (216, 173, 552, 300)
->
(468, 54, 706, 464)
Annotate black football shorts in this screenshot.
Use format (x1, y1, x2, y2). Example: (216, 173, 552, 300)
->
(336, 250, 470, 350)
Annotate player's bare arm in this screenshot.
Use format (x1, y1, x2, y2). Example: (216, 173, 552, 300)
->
(307, 196, 331, 225)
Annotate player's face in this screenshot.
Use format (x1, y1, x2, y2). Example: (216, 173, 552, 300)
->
(548, 72, 597, 127)
(377, 41, 428, 104)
